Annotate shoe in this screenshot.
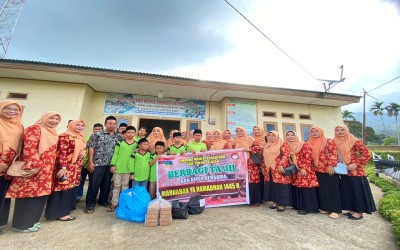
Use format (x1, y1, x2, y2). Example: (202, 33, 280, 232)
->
(343, 212, 353, 217)
(251, 203, 260, 208)
(33, 223, 42, 229)
(298, 210, 308, 215)
(12, 227, 39, 233)
(85, 208, 94, 214)
(348, 215, 363, 220)
(329, 213, 341, 219)
(107, 206, 116, 212)
(98, 202, 111, 207)
(269, 204, 277, 209)
(319, 210, 329, 214)
(277, 206, 286, 212)
(57, 216, 76, 221)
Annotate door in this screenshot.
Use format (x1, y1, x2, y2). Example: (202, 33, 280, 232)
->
(139, 118, 181, 140)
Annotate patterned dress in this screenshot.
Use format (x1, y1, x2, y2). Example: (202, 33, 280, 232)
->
(271, 142, 292, 184)
(6, 125, 58, 198)
(53, 133, 84, 192)
(314, 139, 338, 173)
(346, 140, 370, 177)
(0, 148, 17, 180)
(292, 143, 319, 188)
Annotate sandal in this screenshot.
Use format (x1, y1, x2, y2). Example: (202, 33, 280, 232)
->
(277, 206, 286, 212)
(33, 222, 42, 229)
(298, 210, 308, 215)
(107, 206, 116, 212)
(57, 216, 76, 221)
(269, 203, 277, 209)
(319, 210, 329, 214)
(329, 213, 341, 219)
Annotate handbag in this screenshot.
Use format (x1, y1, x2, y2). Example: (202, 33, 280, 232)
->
(283, 164, 298, 176)
(280, 149, 298, 176)
(7, 136, 25, 177)
(250, 152, 262, 167)
(334, 161, 348, 175)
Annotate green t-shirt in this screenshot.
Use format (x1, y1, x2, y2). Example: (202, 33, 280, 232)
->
(82, 136, 91, 169)
(134, 135, 146, 143)
(186, 141, 207, 153)
(149, 154, 158, 182)
(129, 151, 152, 181)
(110, 140, 137, 173)
(167, 145, 186, 155)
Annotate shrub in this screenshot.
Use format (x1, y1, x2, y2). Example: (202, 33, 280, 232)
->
(367, 166, 400, 246)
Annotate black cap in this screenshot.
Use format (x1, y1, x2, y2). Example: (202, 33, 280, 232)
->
(193, 129, 202, 135)
(172, 132, 182, 138)
(137, 138, 148, 144)
(119, 123, 128, 128)
(155, 141, 165, 147)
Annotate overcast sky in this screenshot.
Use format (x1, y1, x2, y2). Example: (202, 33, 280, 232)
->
(6, 0, 400, 112)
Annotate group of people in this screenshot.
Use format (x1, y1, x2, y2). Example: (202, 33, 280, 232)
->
(0, 99, 376, 235)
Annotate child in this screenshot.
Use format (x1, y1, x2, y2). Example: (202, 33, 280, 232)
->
(76, 123, 103, 202)
(135, 126, 147, 142)
(149, 141, 166, 199)
(107, 126, 137, 212)
(129, 138, 152, 187)
(186, 129, 207, 153)
(167, 132, 186, 155)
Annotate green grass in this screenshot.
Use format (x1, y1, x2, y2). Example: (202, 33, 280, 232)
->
(367, 166, 400, 246)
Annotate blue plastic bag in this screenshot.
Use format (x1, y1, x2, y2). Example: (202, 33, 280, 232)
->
(116, 186, 151, 222)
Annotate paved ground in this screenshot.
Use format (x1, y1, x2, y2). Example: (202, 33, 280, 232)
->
(1, 183, 397, 250)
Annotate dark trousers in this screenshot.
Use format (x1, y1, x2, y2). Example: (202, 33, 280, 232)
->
(86, 165, 111, 208)
(12, 196, 48, 230)
(77, 167, 88, 198)
(0, 176, 11, 226)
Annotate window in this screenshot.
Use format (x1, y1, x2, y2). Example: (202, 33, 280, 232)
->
(263, 122, 278, 133)
(300, 124, 312, 141)
(7, 92, 28, 100)
(263, 111, 276, 117)
(115, 116, 132, 126)
(299, 114, 311, 120)
(187, 120, 201, 132)
(282, 123, 296, 135)
(281, 113, 294, 119)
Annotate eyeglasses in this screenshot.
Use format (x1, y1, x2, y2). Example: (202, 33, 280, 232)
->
(3, 107, 21, 113)
(236, 130, 244, 132)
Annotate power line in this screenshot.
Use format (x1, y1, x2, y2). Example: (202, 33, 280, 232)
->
(367, 75, 400, 93)
(223, 0, 321, 84)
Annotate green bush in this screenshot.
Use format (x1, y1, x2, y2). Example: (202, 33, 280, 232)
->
(367, 166, 400, 246)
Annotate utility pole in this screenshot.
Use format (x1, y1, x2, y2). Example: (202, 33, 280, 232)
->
(362, 75, 400, 143)
(0, 0, 25, 58)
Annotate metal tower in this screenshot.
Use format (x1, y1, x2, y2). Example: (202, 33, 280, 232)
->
(0, 0, 25, 59)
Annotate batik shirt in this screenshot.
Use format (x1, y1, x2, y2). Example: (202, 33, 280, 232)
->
(87, 130, 121, 166)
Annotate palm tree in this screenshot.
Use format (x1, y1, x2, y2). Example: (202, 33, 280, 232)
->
(370, 101, 388, 137)
(385, 102, 400, 145)
(342, 109, 355, 120)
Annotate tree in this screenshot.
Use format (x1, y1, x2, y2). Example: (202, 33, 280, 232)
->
(370, 101, 388, 138)
(342, 109, 355, 120)
(348, 121, 379, 144)
(385, 102, 400, 145)
(382, 137, 397, 146)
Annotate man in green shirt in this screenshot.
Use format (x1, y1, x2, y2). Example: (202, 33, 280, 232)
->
(186, 129, 207, 153)
(108, 126, 137, 212)
(129, 138, 152, 187)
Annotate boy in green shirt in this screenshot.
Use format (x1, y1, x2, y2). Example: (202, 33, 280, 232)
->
(130, 138, 152, 187)
(186, 129, 207, 153)
(108, 126, 137, 212)
(134, 126, 147, 143)
(149, 141, 166, 199)
(167, 132, 186, 155)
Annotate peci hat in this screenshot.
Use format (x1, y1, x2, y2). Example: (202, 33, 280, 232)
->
(155, 141, 165, 147)
(172, 132, 182, 138)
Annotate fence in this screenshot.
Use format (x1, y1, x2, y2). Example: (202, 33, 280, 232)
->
(373, 152, 400, 180)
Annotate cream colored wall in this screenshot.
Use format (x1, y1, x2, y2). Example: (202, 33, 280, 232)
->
(0, 78, 86, 131)
(256, 100, 343, 138)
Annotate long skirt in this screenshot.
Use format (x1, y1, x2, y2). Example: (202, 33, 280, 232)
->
(249, 183, 262, 205)
(316, 172, 342, 213)
(292, 186, 319, 213)
(263, 172, 276, 202)
(274, 182, 292, 207)
(340, 175, 377, 214)
(0, 176, 11, 226)
(12, 196, 48, 230)
(45, 187, 77, 220)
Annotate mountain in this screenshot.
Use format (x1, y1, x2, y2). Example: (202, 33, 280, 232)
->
(352, 112, 398, 136)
